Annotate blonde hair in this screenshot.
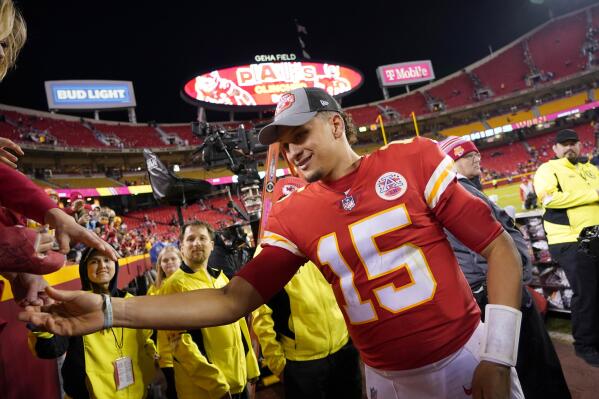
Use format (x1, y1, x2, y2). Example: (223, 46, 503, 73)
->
(0, 0, 26, 80)
(155, 246, 182, 288)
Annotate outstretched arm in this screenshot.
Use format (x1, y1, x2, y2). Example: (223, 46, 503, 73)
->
(119, 276, 263, 329)
(19, 246, 305, 336)
(19, 275, 262, 336)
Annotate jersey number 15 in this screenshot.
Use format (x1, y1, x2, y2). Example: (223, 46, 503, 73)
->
(317, 204, 437, 324)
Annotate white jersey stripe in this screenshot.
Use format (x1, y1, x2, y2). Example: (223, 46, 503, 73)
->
(261, 231, 305, 257)
(424, 156, 455, 209)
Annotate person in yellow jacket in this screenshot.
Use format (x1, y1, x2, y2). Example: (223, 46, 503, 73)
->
(28, 246, 157, 398)
(147, 245, 182, 296)
(533, 129, 599, 367)
(148, 245, 183, 399)
(161, 221, 259, 399)
(252, 176, 362, 399)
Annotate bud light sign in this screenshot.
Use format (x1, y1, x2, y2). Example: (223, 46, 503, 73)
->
(377, 60, 435, 87)
(45, 80, 137, 110)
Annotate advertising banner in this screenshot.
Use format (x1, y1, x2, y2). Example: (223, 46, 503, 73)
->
(182, 62, 362, 109)
(45, 80, 136, 110)
(377, 60, 435, 87)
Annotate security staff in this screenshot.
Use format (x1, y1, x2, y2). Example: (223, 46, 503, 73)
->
(534, 129, 599, 367)
(160, 221, 259, 399)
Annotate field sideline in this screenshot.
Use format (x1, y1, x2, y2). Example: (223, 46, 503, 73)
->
(482, 182, 530, 212)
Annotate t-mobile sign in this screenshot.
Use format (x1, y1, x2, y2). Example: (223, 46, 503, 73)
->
(377, 60, 435, 87)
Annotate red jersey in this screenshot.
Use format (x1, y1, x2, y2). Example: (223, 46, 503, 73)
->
(258, 137, 503, 370)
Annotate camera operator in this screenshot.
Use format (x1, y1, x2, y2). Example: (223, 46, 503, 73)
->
(208, 225, 252, 279)
(534, 129, 599, 367)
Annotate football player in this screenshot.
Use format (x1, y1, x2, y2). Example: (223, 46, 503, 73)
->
(21, 88, 524, 399)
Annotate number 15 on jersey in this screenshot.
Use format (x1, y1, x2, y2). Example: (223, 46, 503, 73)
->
(317, 204, 437, 324)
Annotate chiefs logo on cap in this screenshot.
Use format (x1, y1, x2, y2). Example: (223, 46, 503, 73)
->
(275, 93, 295, 116)
(453, 146, 464, 158)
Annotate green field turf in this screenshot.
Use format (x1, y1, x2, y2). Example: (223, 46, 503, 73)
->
(483, 182, 530, 212)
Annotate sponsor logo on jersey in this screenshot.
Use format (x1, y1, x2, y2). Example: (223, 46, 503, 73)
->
(453, 145, 465, 158)
(275, 93, 295, 116)
(375, 172, 407, 200)
(369, 387, 378, 399)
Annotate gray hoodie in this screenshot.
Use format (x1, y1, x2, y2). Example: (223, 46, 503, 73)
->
(445, 176, 533, 290)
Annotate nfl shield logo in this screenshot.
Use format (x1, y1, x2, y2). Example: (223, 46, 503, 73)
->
(341, 194, 356, 211)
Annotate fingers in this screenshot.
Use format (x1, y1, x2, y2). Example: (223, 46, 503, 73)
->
(18, 309, 49, 325)
(24, 282, 44, 306)
(43, 286, 74, 303)
(80, 230, 118, 261)
(0, 137, 24, 155)
(0, 137, 23, 169)
(0, 157, 17, 169)
(35, 237, 55, 254)
(43, 208, 118, 261)
(39, 289, 54, 306)
(43, 286, 90, 306)
(65, 220, 119, 262)
(55, 230, 71, 255)
(0, 144, 23, 169)
(18, 311, 64, 335)
(23, 305, 42, 313)
(0, 146, 19, 161)
(46, 317, 61, 335)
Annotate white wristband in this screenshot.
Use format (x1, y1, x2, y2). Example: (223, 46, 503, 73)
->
(480, 304, 522, 367)
(101, 294, 113, 329)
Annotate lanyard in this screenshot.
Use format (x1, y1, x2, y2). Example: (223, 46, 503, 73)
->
(110, 327, 125, 357)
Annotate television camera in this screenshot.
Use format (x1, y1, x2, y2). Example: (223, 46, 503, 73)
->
(190, 121, 269, 238)
(191, 121, 267, 186)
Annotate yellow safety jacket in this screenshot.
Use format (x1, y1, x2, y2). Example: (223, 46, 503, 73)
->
(147, 283, 174, 369)
(252, 256, 349, 377)
(533, 157, 599, 244)
(28, 293, 157, 399)
(160, 265, 260, 399)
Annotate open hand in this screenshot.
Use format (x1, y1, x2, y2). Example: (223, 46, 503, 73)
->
(18, 286, 105, 335)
